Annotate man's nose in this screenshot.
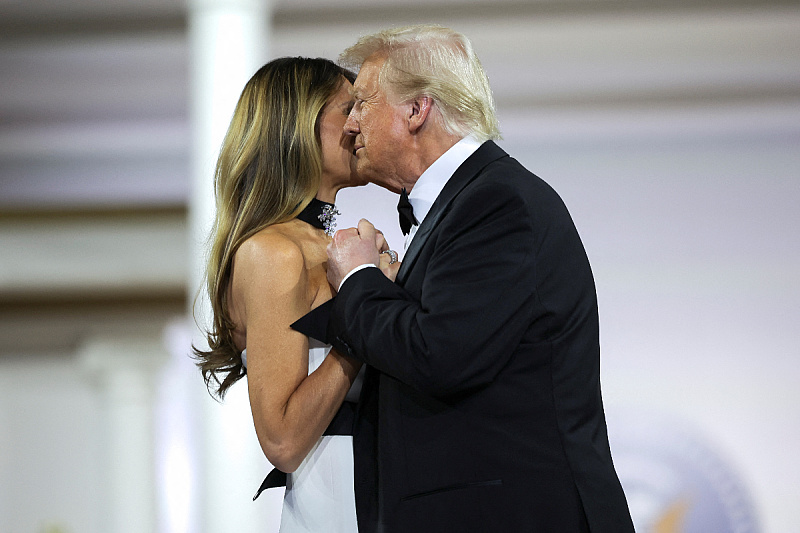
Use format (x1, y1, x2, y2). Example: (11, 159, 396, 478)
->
(344, 113, 359, 136)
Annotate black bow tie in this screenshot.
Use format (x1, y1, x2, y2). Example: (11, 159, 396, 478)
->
(397, 188, 419, 235)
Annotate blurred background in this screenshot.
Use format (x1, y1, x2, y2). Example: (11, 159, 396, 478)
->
(1, 0, 799, 532)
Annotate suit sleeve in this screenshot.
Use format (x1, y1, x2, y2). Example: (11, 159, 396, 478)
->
(329, 180, 539, 397)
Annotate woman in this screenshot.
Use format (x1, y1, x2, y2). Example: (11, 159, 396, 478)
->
(194, 57, 390, 532)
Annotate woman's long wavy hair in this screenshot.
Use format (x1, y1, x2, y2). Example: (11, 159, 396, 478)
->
(194, 57, 355, 399)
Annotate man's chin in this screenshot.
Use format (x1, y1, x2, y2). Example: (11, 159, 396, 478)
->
(369, 180, 403, 195)
(356, 163, 400, 193)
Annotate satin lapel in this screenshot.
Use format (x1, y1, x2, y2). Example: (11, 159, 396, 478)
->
(396, 141, 508, 285)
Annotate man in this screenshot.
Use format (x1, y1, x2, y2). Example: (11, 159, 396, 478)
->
(299, 24, 634, 532)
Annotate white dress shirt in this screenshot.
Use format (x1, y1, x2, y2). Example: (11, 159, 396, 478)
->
(403, 134, 482, 251)
(339, 135, 483, 290)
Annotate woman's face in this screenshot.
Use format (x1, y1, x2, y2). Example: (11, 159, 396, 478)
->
(318, 78, 365, 190)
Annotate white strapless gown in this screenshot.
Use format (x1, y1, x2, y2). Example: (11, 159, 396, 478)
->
(280, 339, 361, 532)
(244, 340, 361, 532)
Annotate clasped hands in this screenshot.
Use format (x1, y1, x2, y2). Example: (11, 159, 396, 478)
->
(327, 219, 401, 290)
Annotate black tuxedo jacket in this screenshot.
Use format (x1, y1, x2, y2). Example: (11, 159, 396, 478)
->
(307, 141, 633, 532)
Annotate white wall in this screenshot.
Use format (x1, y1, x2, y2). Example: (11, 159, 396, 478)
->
(0, 355, 104, 533)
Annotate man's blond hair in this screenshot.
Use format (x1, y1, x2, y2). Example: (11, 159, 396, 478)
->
(340, 24, 501, 142)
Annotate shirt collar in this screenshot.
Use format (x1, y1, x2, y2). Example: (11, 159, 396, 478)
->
(407, 135, 483, 225)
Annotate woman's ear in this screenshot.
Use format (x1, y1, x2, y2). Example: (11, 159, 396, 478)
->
(407, 95, 433, 134)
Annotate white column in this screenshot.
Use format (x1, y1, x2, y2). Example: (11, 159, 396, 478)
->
(80, 336, 168, 533)
(187, 0, 270, 270)
(187, 1, 275, 532)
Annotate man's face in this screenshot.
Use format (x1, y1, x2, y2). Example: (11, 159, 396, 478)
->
(345, 55, 409, 192)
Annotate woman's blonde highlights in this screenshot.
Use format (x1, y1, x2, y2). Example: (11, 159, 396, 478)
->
(195, 58, 353, 398)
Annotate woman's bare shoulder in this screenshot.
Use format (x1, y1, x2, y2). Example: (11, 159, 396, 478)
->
(236, 225, 305, 272)
(230, 226, 312, 302)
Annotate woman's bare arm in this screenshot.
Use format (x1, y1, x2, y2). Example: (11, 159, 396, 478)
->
(232, 232, 360, 472)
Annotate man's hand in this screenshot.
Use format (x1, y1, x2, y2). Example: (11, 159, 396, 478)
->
(327, 219, 383, 290)
(378, 254, 401, 282)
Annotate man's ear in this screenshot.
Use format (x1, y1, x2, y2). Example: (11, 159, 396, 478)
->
(407, 95, 433, 134)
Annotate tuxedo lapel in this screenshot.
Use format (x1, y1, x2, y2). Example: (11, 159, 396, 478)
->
(396, 141, 508, 285)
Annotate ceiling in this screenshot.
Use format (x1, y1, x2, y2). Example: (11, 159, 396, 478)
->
(1, 0, 799, 210)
